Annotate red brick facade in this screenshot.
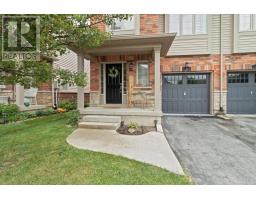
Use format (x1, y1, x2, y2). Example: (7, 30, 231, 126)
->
(140, 14, 163, 34)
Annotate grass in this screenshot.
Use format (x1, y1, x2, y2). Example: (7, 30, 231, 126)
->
(0, 114, 190, 184)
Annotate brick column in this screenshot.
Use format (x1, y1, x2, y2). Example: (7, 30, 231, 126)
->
(77, 53, 84, 110)
(15, 84, 24, 107)
(154, 47, 161, 111)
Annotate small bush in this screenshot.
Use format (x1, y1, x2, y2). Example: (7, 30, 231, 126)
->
(66, 110, 80, 126)
(0, 104, 20, 123)
(18, 111, 37, 120)
(35, 110, 46, 117)
(128, 121, 139, 129)
(59, 101, 77, 111)
(45, 108, 56, 115)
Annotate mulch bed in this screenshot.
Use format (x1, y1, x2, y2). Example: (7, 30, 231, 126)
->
(117, 125, 156, 135)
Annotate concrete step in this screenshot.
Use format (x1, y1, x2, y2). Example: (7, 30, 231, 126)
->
(82, 115, 121, 123)
(78, 122, 120, 130)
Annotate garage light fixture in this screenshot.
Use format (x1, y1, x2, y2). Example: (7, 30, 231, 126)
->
(183, 62, 191, 72)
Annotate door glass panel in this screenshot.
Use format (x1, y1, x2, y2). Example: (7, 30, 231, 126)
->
(187, 74, 207, 84)
(164, 75, 183, 85)
(228, 73, 249, 83)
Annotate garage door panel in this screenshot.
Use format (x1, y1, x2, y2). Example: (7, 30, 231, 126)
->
(227, 72, 256, 114)
(162, 74, 210, 114)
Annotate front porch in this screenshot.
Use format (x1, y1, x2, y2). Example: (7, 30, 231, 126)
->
(74, 33, 175, 126)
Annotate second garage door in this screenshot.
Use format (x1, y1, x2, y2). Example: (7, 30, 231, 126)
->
(227, 72, 256, 114)
(162, 73, 210, 114)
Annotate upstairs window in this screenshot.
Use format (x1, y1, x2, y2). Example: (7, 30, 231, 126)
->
(110, 16, 135, 31)
(169, 14, 207, 36)
(239, 14, 256, 32)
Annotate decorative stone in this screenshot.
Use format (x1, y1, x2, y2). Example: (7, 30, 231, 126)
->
(128, 128, 136, 134)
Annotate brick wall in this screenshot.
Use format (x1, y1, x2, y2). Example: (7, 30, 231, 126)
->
(140, 14, 162, 34)
(58, 92, 90, 104)
(38, 82, 52, 91)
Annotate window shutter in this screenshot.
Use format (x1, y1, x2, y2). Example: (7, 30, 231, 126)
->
(239, 14, 251, 31)
(195, 14, 207, 34)
(182, 14, 193, 35)
(254, 14, 256, 30)
(169, 15, 180, 35)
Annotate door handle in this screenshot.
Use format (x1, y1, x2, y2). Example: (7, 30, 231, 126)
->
(251, 90, 253, 96)
(184, 91, 187, 96)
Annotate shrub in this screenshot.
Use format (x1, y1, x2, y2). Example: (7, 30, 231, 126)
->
(45, 108, 56, 115)
(0, 104, 20, 123)
(15, 112, 34, 121)
(59, 101, 77, 111)
(128, 121, 139, 129)
(35, 110, 46, 117)
(66, 110, 80, 126)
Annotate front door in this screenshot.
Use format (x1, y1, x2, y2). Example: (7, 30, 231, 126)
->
(106, 63, 122, 104)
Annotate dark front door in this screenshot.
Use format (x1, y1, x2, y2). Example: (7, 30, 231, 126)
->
(162, 73, 210, 114)
(106, 63, 122, 104)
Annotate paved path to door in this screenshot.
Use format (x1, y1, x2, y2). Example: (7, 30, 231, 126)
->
(162, 116, 256, 184)
(67, 129, 184, 175)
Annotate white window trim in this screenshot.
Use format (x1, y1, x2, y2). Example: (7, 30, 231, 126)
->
(238, 14, 256, 32)
(136, 61, 150, 86)
(167, 14, 208, 36)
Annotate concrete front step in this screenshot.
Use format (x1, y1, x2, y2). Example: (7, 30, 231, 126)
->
(82, 115, 121, 123)
(78, 121, 120, 130)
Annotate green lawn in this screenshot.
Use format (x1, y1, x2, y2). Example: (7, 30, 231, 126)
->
(0, 114, 190, 184)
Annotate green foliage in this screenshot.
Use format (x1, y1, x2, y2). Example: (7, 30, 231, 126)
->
(66, 110, 80, 126)
(0, 104, 19, 122)
(0, 104, 19, 116)
(59, 101, 77, 111)
(45, 108, 56, 115)
(0, 14, 131, 87)
(35, 110, 46, 117)
(128, 121, 139, 129)
(17, 111, 37, 120)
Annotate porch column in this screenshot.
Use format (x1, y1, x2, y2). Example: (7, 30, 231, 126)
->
(77, 52, 84, 111)
(15, 84, 24, 107)
(154, 47, 161, 111)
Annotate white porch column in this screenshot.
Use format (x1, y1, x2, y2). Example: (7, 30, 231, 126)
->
(154, 47, 161, 111)
(77, 52, 85, 111)
(15, 84, 24, 107)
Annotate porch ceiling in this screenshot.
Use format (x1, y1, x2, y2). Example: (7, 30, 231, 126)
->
(83, 33, 176, 57)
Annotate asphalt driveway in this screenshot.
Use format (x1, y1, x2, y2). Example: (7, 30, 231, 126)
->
(162, 116, 256, 184)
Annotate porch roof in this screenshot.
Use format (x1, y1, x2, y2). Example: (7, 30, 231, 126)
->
(82, 33, 176, 57)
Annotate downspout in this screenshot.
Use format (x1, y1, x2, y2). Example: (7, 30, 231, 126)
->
(219, 14, 224, 112)
(51, 81, 55, 107)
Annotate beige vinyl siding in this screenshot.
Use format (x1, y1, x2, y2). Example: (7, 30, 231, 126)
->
(158, 14, 165, 33)
(166, 14, 234, 55)
(166, 14, 210, 56)
(210, 14, 233, 54)
(168, 35, 209, 55)
(234, 14, 256, 53)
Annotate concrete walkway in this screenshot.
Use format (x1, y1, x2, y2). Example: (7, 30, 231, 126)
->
(67, 128, 184, 175)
